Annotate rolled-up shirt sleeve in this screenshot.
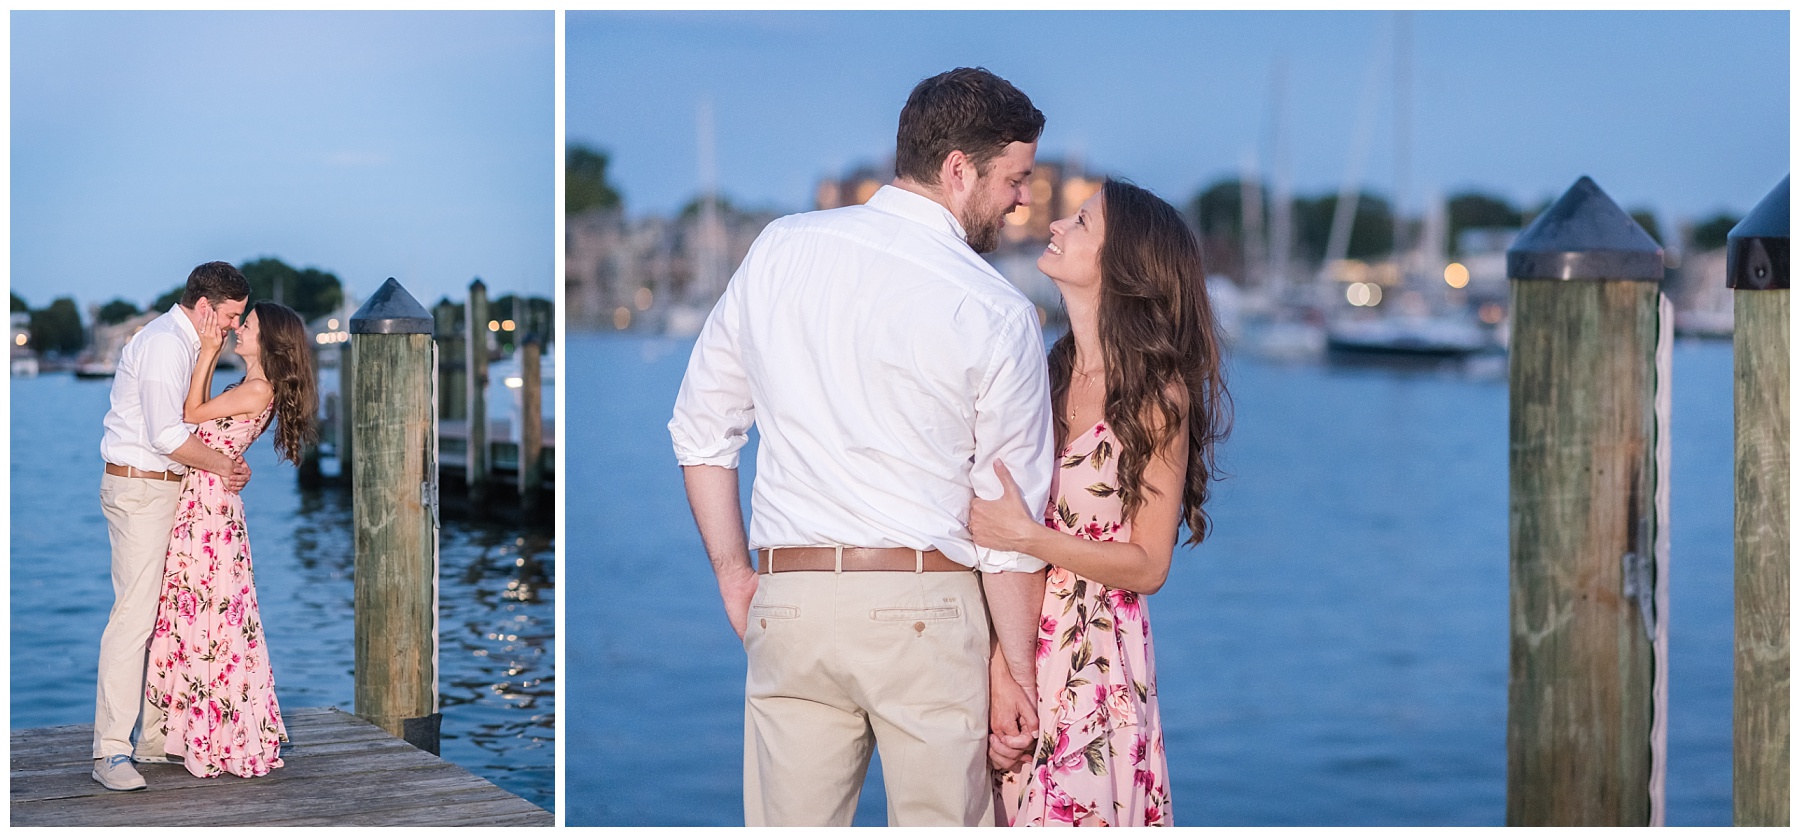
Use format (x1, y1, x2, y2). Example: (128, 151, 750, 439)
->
(969, 308, 1054, 573)
(670, 238, 759, 468)
(137, 332, 196, 456)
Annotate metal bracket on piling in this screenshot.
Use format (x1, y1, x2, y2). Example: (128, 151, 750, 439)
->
(423, 480, 439, 532)
(1621, 551, 1657, 642)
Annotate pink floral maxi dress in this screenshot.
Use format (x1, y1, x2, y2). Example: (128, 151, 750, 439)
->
(144, 396, 287, 778)
(998, 421, 1173, 826)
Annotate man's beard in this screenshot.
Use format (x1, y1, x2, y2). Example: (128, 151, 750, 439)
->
(959, 201, 1010, 254)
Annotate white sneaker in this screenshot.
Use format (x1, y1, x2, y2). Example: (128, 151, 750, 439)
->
(92, 755, 147, 791)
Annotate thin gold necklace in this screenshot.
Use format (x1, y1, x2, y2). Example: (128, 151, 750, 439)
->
(1068, 366, 1102, 424)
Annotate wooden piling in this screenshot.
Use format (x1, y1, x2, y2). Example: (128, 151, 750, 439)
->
(1504, 176, 1668, 826)
(349, 278, 441, 753)
(1729, 175, 1789, 827)
(518, 335, 544, 514)
(465, 279, 490, 505)
(298, 343, 326, 489)
(433, 299, 467, 422)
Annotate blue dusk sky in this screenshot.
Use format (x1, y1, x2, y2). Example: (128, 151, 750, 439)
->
(567, 10, 1789, 233)
(11, 11, 554, 312)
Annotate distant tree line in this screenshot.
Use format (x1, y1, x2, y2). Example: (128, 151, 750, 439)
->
(150, 258, 344, 323)
(567, 144, 622, 216)
(14, 257, 345, 357)
(563, 141, 1749, 271)
(1186, 178, 1743, 281)
(568, 142, 790, 226)
(1690, 215, 1740, 251)
(13, 294, 86, 356)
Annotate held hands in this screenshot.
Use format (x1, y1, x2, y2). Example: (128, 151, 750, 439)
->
(988, 663, 1038, 772)
(225, 457, 252, 493)
(989, 732, 1034, 773)
(969, 461, 1041, 554)
(971, 462, 1046, 768)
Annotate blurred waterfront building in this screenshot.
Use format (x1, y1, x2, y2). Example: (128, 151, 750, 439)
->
(1663, 242, 1732, 338)
(566, 201, 778, 333)
(75, 310, 159, 377)
(11, 311, 37, 376)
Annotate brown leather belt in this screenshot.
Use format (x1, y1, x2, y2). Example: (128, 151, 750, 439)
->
(104, 463, 180, 482)
(757, 547, 967, 574)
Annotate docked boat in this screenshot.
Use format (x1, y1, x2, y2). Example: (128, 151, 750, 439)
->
(72, 359, 116, 379)
(1326, 314, 1496, 361)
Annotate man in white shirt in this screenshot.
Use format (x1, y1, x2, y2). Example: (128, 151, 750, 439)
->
(671, 68, 1053, 826)
(92, 261, 253, 791)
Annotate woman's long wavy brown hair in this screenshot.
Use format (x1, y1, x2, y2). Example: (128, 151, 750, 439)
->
(1049, 178, 1232, 545)
(250, 301, 319, 465)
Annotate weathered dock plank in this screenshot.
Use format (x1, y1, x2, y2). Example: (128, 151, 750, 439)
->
(10, 706, 551, 827)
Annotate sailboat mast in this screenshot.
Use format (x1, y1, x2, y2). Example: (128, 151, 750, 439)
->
(697, 96, 724, 303)
(1393, 11, 1412, 272)
(1321, 23, 1387, 283)
(1240, 151, 1265, 289)
(1267, 59, 1292, 296)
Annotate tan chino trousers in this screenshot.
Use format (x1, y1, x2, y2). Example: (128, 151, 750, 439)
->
(94, 473, 181, 759)
(742, 568, 994, 826)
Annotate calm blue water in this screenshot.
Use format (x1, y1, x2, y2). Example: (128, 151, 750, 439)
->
(9, 372, 555, 813)
(564, 331, 1735, 826)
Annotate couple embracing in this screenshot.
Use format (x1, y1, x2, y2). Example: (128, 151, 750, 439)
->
(92, 262, 317, 790)
(672, 67, 1230, 826)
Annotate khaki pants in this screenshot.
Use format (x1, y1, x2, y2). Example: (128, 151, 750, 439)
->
(93, 474, 181, 759)
(742, 569, 993, 826)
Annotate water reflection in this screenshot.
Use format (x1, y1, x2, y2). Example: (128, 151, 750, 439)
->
(440, 525, 555, 779)
(291, 487, 354, 573)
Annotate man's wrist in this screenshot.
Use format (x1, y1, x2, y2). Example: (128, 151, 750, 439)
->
(716, 557, 756, 585)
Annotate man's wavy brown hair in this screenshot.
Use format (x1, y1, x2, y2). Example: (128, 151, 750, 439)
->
(894, 67, 1044, 185)
(1049, 178, 1232, 545)
(250, 301, 318, 465)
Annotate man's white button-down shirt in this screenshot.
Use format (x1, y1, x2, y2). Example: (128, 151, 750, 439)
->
(100, 305, 200, 474)
(670, 185, 1054, 573)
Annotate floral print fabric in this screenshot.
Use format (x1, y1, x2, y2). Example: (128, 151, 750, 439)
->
(144, 394, 287, 778)
(998, 421, 1172, 826)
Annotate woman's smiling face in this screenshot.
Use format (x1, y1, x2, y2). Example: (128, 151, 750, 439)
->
(1038, 190, 1106, 291)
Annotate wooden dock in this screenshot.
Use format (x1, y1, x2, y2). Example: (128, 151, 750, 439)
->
(10, 707, 552, 826)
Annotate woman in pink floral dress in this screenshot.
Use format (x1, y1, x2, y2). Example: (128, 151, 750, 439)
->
(144, 301, 317, 778)
(971, 179, 1231, 826)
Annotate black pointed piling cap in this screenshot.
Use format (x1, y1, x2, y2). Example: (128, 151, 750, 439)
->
(1727, 175, 1788, 291)
(1507, 176, 1665, 282)
(349, 277, 434, 334)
